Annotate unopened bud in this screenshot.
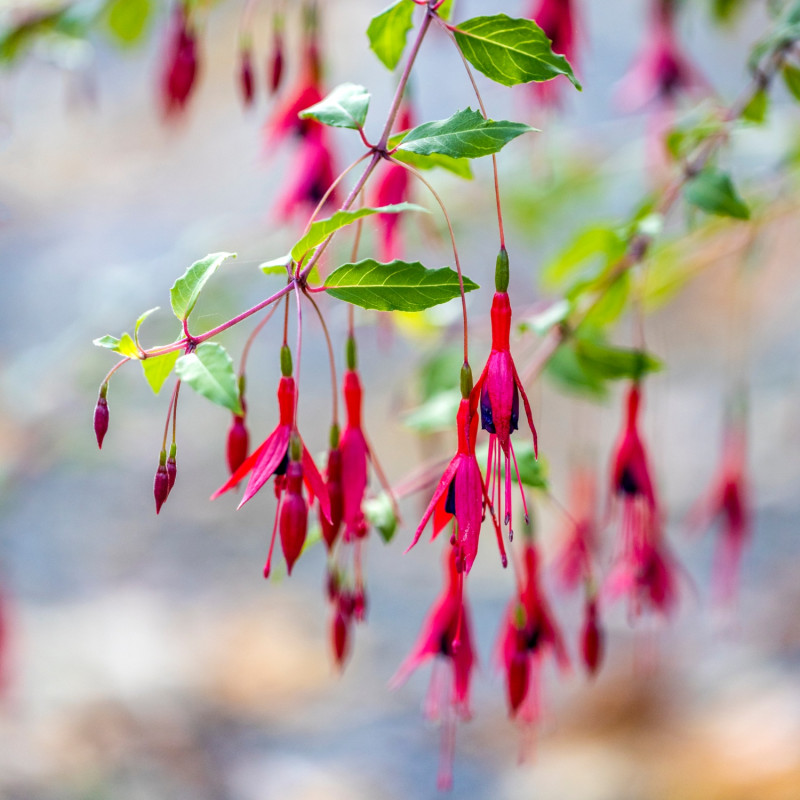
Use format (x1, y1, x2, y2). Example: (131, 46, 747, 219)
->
(269, 29, 284, 94)
(507, 650, 529, 714)
(460, 362, 473, 399)
(154, 450, 169, 514)
(332, 610, 349, 667)
(166, 443, 177, 494)
(495, 246, 509, 293)
(320, 448, 343, 550)
(94, 385, 109, 449)
(280, 345, 293, 377)
(581, 599, 604, 677)
(279, 461, 308, 574)
(226, 414, 249, 475)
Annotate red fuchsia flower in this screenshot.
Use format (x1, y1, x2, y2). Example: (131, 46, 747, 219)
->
(605, 382, 680, 618)
(340, 367, 370, 541)
(268, 26, 285, 95)
(370, 104, 414, 262)
(552, 467, 598, 591)
(499, 541, 569, 724)
(160, 2, 199, 118)
(320, 441, 343, 550)
(580, 595, 603, 676)
(615, 0, 706, 114)
(472, 250, 539, 538)
(279, 456, 308, 575)
(527, 0, 579, 107)
(408, 379, 506, 574)
(689, 419, 750, 606)
(94, 385, 109, 449)
(226, 413, 249, 476)
(274, 126, 339, 221)
(391, 544, 475, 791)
(238, 46, 255, 107)
(211, 345, 330, 519)
(154, 449, 170, 514)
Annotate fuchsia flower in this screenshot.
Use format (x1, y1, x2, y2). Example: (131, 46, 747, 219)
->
(615, 0, 706, 113)
(238, 47, 255, 107)
(391, 544, 475, 791)
(689, 420, 750, 606)
(340, 368, 370, 541)
(408, 393, 505, 573)
(499, 542, 569, 724)
(528, 0, 579, 106)
(160, 3, 199, 117)
(279, 458, 308, 575)
(552, 467, 597, 591)
(320, 445, 343, 550)
(580, 597, 603, 676)
(605, 383, 680, 618)
(226, 413, 249, 476)
(472, 252, 539, 537)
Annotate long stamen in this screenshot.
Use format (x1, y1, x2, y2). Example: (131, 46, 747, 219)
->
(509, 440, 530, 524)
(263, 492, 284, 579)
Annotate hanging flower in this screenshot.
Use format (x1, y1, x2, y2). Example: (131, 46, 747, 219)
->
(580, 595, 603, 676)
(391, 543, 475, 791)
(552, 466, 598, 591)
(160, 2, 199, 117)
(527, 0, 579, 107)
(340, 368, 370, 540)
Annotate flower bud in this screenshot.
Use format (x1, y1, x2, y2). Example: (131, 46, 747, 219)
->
(581, 599, 604, 676)
(269, 30, 284, 94)
(332, 610, 349, 667)
(320, 448, 343, 550)
(154, 450, 169, 514)
(239, 47, 255, 106)
(94, 386, 109, 449)
(226, 414, 249, 475)
(507, 637, 529, 715)
(279, 460, 308, 574)
(166, 443, 177, 494)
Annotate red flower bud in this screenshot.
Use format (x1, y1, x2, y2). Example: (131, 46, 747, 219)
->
(166, 445, 177, 494)
(154, 451, 169, 514)
(160, 4, 199, 116)
(507, 631, 529, 714)
(581, 599, 603, 676)
(279, 460, 308, 574)
(239, 48, 254, 106)
(269, 31, 284, 94)
(94, 391, 109, 449)
(320, 448, 343, 549)
(226, 415, 249, 476)
(332, 610, 349, 667)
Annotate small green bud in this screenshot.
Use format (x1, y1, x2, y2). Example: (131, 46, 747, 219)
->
(280, 345, 293, 377)
(289, 432, 302, 462)
(460, 362, 473, 399)
(495, 246, 509, 293)
(329, 423, 340, 450)
(346, 336, 357, 371)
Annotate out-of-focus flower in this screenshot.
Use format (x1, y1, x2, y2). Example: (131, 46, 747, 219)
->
(552, 466, 597, 591)
(528, 0, 579, 107)
(580, 596, 603, 676)
(239, 46, 255, 107)
(160, 3, 199, 117)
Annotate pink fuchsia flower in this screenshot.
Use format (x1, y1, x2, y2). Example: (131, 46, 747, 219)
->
(320, 443, 343, 550)
(689, 420, 750, 606)
(472, 250, 539, 537)
(279, 457, 308, 575)
(605, 382, 680, 618)
(407, 387, 505, 574)
(238, 46, 255, 107)
(615, 0, 706, 114)
(160, 3, 199, 117)
(274, 126, 339, 221)
(527, 0, 579, 107)
(580, 596, 604, 676)
(226, 414, 249, 476)
(499, 541, 569, 724)
(391, 544, 475, 791)
(552, 466, 598, 591)
(340, 368, 370, 541)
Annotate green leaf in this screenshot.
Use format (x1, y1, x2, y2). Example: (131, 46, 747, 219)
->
(260, 254, 293, 275)
(290, 203, 427, 262)
(93, 335, 122, 351)
(170, 252, 236, 321)
(364, 492, 398, 543)
(684, 168, 750, 220)
(175, 342, 243, 414)
(324, 259, 478, 312)
(582, 273, 630, 328)
(545, 342, 608, 399)
(396, 108, 535, 159)
(453, 14, 581, 89)
(418, 346, 463, 399)
(141, 350, 180, 394)
(518, 299, 571, 336)
(476, 442, 548, 490)
(298, 83, 370, 130)
(742, 88, 768, 124)
(783, 64, 800, 101)
(542, 226, 626, 291)
(133, 306, 159, 349)
(575, 338, 662, 381)
(403, 388, 461, 433)
(390, 146, 473, 178)
(437, 0, 456, 21)
(106, 0, 152, 46)
(367, 0, 414, 70)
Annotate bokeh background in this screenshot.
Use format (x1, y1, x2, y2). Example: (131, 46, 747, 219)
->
(1, 0, 800, 798)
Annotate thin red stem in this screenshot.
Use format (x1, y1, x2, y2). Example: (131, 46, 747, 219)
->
(303, 288, 339, 427)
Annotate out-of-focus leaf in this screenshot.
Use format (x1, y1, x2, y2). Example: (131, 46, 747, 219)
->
(367, 0, 414, 70)
(742, 88, 769, 124)
(106, 0, 152, 46)
(518, 299, 572, 336)
(364, 492, 398, 543)
(684, 168, 750, 220)
(403, 388, 461, 433)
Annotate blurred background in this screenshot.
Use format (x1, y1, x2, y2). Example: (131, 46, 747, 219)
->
(1, 0, 800, 798)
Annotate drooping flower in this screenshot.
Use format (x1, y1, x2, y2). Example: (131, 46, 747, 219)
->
(615, 0, 705, 114)
(279, 457, 308, 575)
(580, 595, 603, 676)
(94, 385, 109, 449)
(499, 541, 569, 725)
(391, 543, 475, 791)
(160, 2, 199, 117)
(552, 466, 598, 591)
(319, 442, 343, 550)
(238, 46, 255, 107)
(472, 249, 539, 538)
(154, 449, 170, 514)
(605, 382, 680, 618)
(226, 413, 249, 476)
(268, 25, 285, 95)
(527, 0, 579, 107)
(407, 384, 505, 574)
(689, 419, 750, 606)
(340, 368, 369, 541)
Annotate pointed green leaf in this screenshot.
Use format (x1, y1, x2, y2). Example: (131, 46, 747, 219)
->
(133, 306, 160, 349)
(783, 64, 800, 101)
(93, 335, 121, 350)
(324, 259, 478, 312)
(742, 88, 768, 124)
(684, 168, 750, 220)
(170, 252, 236, 321)
(298, 83, 370, 130)
(575, 339, 662, 381)
(390, 146, 473, 178)
(364, 492, 398, 543)
(141, 350, 180, 394)
(453, 14, 581, 89)
(396, 108, 535, 159)
(291, 203, 427, 262)
(175, 342, 242, 414)
(117, 333, 140, 359)
(367, 0, 414, 70)
(106, 0, 152, 46)
(260, 253, 293, 275)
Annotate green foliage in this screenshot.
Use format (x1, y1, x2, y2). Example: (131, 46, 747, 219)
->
(396, 108, 534, 159)
(684, 168, 750, 220)
(298, 83, 370, 130)
(518, 300, 572, 336)
(93, 332, 139, 358)
(170, 252, 237, 321)
(175, 342, 243, 415)
(388, 133, 473, 178)
(367, 0, 414, 70)
(325, 259, 478, 312)
(403, 388, 461, 433)
(783, 64, 800, 100)
(133, 307, 160, 349)
(742, 89, 769, 124)
(290, 204, 428, 263)
(453, 14, 580, 89)
(364, 492, 398, 543)
(106, 0, 152, 46)
(141, 351, 180, 394)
